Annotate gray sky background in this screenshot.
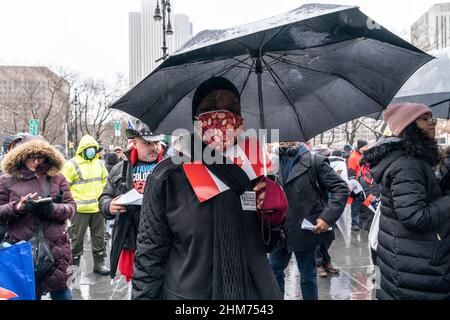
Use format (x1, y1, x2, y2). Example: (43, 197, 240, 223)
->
(0, 0, 442, 83)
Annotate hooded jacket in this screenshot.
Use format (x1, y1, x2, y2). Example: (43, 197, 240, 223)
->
(61, 135, 108, 213)
(362, 137, 450, 300)
(0, 139, 76, 292)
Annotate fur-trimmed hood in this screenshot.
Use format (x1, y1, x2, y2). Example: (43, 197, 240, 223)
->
(1, 139, 65, 177)
(361, 137, 406, 183)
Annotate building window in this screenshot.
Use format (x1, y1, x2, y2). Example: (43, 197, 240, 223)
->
(437, 15, 440, 49)
(437, 137, 447, 145)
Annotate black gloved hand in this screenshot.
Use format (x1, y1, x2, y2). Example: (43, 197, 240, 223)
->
(350, 190, 362, 199)
(25, 200, 54, 220)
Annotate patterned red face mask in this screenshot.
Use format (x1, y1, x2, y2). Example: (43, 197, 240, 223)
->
(196, 110, 244, 151)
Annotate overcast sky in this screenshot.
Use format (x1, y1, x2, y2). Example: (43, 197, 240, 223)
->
(0, 0, 442, 83)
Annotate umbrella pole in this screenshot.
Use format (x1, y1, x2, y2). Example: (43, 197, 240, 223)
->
(255, 56, 267, 177)
(448, 100, 450, 120)
(256, 57, 265, 130)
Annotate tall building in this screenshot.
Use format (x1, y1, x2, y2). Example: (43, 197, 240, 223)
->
(411, 3, 450, 51)
(169, 14, 194, 54)
(129, 0, 193, 88)
(0, 66, 70, 147)
(129, 12, 142, 89)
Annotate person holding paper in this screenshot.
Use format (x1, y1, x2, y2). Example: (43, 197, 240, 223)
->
(268, 142, 349, 300)
(131, 77, 287, 300)
(0, 135, 76, 300)
(99, 121, 165, 281)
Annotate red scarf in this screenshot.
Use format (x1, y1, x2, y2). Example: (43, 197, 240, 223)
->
(129, 146, 164, 167)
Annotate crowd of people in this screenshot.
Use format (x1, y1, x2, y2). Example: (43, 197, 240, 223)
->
(0, 77, 449, 300)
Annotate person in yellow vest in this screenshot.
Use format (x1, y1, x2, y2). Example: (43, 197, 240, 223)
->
(62, 135, 109, 275)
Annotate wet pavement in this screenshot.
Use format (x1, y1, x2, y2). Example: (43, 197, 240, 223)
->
(284, 229, 375, 300)
(60, 228, 375, 300)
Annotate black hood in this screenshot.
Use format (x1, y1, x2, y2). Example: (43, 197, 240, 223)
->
(361, 137, 406, 183)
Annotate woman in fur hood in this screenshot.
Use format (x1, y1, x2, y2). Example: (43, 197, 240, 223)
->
(0, 136, 76, 300)
(361, 103, 450, 300)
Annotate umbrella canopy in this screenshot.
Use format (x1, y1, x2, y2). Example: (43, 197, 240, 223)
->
(369, 47, 450, 120)
(111, 3, 431, 141)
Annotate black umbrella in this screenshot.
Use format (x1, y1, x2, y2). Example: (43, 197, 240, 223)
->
(368, 47, 450, 120)
(111, 3, 431, 141)
(109, 211, 130, 280)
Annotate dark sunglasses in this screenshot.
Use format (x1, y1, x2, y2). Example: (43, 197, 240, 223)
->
(26, 154, 46, 162)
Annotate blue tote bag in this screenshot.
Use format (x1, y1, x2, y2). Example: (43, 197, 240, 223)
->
(0, 241, 36, 300)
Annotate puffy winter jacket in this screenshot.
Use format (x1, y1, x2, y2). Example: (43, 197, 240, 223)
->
(0, 139, 76, 292)
(363, 137, 450, 300)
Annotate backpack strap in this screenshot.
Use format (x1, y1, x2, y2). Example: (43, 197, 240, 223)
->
(308, 152, 328, 204)
(121, 160, 128, 182)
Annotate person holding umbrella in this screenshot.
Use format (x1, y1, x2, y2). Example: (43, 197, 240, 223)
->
(361, 102, 450, 300)
(131, 76, 287, 300)
(99, 121, 166, 282)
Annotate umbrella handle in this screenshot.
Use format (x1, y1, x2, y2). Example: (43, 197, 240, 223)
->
(262, 134, 267, 177)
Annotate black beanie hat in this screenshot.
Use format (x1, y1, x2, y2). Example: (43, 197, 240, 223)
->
(192, 77, 240, 121)
(3, 134, 22, 153)
(357, 139, 368, 150)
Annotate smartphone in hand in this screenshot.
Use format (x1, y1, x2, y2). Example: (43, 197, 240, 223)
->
(33, 197, 53, 204)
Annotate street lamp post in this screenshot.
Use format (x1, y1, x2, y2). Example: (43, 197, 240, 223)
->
(154, 0, 174, 63)
(70, 89, 80, 157)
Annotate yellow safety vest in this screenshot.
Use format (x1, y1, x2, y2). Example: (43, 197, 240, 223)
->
(61, 136, 108, 213)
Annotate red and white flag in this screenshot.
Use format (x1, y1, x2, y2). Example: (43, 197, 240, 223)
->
(182, 136, 276, 203)
(0, 287, 18, 300)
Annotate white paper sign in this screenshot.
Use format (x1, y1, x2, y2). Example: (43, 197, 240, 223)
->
(240, 191, 257, 211)
(115, 188, 143, 206)
(301, 219, 332, 232)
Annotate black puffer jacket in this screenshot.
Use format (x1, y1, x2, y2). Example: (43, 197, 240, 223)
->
(363, 137, 450, 300)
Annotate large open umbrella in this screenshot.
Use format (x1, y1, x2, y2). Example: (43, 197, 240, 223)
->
(111, 3, 431, 141)
(369, 47, 450, 120)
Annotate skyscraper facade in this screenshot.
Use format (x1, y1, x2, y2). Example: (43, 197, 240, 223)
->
(411, 3, 450, 52)
(129, 0, 193, 88)
(129, 12, 142, 88)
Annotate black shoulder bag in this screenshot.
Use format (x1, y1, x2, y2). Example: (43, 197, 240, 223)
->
(30, 176, 55, 281)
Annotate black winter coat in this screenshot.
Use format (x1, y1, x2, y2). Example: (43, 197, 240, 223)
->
(99, 154, 140, 279)
(131, 158, 282, 300)
(363, 137, 450, 300)
(277, 151, 349, 252)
